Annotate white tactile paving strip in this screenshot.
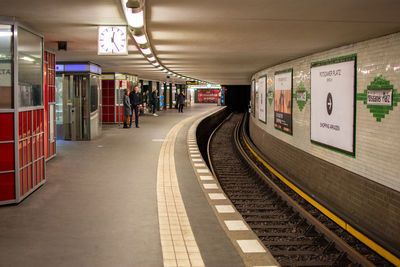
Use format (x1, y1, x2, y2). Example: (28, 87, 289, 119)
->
(202, 183, 218, 189)
(157, 116, 205, 267)
(208, 193, 226, 200)
(237, 240, 266, 253)
(224, 220, 249, 231)
(187, 110, 280, 267)
(199, 176, 213, 181)
(215, 205, 235, 213)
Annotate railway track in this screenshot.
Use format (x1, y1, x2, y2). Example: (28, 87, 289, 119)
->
(207, 112, 393, 267)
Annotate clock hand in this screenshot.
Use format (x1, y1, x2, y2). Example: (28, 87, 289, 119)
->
(112, 32, 115, 43)
(114, 42, 120, 51)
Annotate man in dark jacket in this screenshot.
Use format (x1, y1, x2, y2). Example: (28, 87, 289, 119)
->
(151, 89, 159, 116)
(177, 91, 186, 113)
(129, 86, 142, 128)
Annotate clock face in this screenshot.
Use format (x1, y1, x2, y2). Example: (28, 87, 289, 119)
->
(98, 26, 128, 55)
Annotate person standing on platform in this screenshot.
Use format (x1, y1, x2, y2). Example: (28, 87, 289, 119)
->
(129, 86, 142, 128)
(123, 89, 131, 128)
(151, 89, 159, 117)
(177, 90, 186, 113)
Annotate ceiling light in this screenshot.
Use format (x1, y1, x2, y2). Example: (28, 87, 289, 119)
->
(140, 48, 152, 55)
(131, 10, 144, 28)
(147, 56, 156, 61)
(133, 34, 147, 45)
(0, 32, 12, 37)
(162, 69, 168, 73)
(157, 66, 163, 70)
(167, 72, 172, 74)
(173, 74, 177, 77)
(153, 62, 160, 67)
(122, 0, 144, 28)
(21, 56, 34, 62)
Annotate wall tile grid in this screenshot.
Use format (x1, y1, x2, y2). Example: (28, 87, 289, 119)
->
(252, 32, 400, 192)
(101, 79, 116, 123)
(0, 113, 15, 202)
(18, 110, 45, 197)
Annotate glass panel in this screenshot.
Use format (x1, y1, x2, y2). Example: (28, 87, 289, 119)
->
(90, 75, 98, 112)
(18, 27, 43, 107)
(0, 25, 13, 109)
(55, 75, 63, 124)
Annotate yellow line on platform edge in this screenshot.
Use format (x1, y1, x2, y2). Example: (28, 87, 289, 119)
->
(242, 136, 400, 267)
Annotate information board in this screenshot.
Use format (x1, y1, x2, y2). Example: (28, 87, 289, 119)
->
(251, 80, 256, 117)
(274, 70, 293, 134)
(310, 57, 356, 155)
(197, 89, 219, 103)
(257, 76, 267, 123)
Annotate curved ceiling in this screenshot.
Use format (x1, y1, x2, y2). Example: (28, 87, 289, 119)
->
(1, 0, 400, 85)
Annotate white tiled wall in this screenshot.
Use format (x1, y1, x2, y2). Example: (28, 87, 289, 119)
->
(251, 32, 400, 192)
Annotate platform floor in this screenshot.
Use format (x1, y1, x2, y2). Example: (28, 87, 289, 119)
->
(0, 104, 245, 267)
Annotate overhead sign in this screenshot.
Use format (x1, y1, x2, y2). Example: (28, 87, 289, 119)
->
(186, 81, 199, 85)
(367, 89, 392, 106)
(311, 56, 356, 155)
(274, 70, 293, 134)
(257, 76, 267, 123)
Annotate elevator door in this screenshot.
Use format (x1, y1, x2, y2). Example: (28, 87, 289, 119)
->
(61, 75, 89, 140)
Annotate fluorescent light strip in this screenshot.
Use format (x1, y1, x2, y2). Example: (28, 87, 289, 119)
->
(133, 34, 147, 45)
(121, 0, 144, 28)
(141, 48, 152, 55)
(122, 0, 211, 82)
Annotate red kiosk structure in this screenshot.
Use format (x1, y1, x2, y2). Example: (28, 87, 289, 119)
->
(0, 18, 55, 205)
(102, 73, 138, 123)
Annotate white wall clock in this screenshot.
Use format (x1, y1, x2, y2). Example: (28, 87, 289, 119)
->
(98, 26, 128, 55)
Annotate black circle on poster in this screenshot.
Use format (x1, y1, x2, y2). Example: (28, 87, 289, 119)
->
(326, 92, 333, 115)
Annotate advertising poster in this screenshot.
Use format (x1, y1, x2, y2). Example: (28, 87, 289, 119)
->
(251, 80, 255, 116)
(274, 70, 293, 134)
(310, 56, 356, 155)
(197, 89, 219, 103)
(257, 76, 267, 123)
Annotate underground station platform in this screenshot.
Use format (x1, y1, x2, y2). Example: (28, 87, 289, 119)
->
(1, 101, 399, 267)
(0, 104, 274, 267)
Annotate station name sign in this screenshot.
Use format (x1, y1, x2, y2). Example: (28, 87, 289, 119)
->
(367, 89, 392, 106)
(186, 81, 199, 85)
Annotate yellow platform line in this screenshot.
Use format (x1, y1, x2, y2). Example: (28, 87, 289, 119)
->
(242, 136, 400, 266)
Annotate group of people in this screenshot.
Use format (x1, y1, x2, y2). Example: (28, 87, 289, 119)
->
(123, 87, 186, 128)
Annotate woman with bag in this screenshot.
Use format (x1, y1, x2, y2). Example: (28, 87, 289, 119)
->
(123, 89, 132, 128)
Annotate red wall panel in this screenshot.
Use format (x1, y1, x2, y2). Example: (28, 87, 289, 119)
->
(0, 173, 15, 202)
(0, 113, 13, 141)
(0, 143, 14, 171)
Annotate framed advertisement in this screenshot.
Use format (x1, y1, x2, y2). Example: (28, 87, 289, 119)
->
(257, 76, 267, 123)
(274, 69, 293, 134)
(310, 54, 356, 156)
(251, 79, 256, 117)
